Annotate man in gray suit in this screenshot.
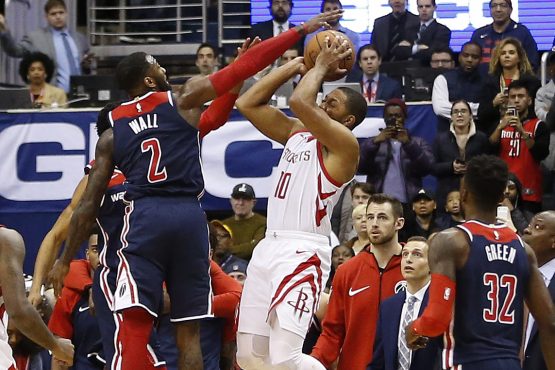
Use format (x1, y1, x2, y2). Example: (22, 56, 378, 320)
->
(0, 0, 90, 92)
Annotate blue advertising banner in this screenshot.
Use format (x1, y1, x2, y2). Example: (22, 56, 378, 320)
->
(0, 104, 437, 272)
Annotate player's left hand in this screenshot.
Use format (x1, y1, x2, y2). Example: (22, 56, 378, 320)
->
(314, 36, 351, 76)
(300, 9, 344, 35)
(405, 321, 429, 350)
(236, 36, 261, 60)
(48, 259, 70, 298)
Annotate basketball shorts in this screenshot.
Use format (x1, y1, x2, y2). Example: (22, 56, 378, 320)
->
(113, 196, 212, 321)
(448, 358, 521, 370)
(237, 230, 331, 338)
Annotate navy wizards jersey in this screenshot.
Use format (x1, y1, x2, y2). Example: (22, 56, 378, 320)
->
(444, 220, 530, 368)
(109, 91, 204, 200)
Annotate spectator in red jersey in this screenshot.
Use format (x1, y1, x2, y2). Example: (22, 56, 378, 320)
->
(489, 79, 550, 214)
(311, 194, 406, 370)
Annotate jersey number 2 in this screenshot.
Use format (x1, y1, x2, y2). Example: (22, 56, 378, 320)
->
(141, 138, 167, 183)
(483, 273, 517, 324)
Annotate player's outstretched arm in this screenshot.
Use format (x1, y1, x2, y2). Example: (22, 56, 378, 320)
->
(49, 130, 115, 296)
(407, 229, 467, 347)
(178, 10, 343, 110)
(523, 243, 555, 370)
(28, 175, 88, 307)
(289, 36, 358, 184)
(236, 58, 305, 144)
(0, 228, 74, 365)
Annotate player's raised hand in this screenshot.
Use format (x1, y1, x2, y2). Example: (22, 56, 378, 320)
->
(236, 36, 262, 60)
(48, 260, 70, 298)
(314, 36, 351, 76)
(299, 9, 344, 35)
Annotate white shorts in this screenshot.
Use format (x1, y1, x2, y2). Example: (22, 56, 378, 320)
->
(237, 230, 331, 338)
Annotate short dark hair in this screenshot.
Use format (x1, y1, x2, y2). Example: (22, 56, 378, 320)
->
(320, 0, 342, 12)
(464, 155, 508, 209)
(366, 193, 404, 219)
(356, 44, 381, 63)
(406, 236, 428, 244)
(417, 0, 436, 6)
(507, 78, 531, 96)
(489, 0, 512, 9)
(548, 52, 555, 66)
(461, 41, 483, 56)
(337, 87, 368, 127)
(268, 0, 293, 7)
(450, 99, 472, 115)
(96, 101, 122, 137)
(45, 0, 66, 13)
(196, 43, 217, 58)
(351, 182, 374, 196)
(115, 52, 152, 92)
(431, 46, 454, 60)
(19, 52, 55, 83)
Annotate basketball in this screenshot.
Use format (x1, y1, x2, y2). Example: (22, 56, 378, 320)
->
(303, 30, 355, 81)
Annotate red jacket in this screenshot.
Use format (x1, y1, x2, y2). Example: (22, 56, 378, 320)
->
(210, 260, 242, 342)
(311, 248, 404, 370)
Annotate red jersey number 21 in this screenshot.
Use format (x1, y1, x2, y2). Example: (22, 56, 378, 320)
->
(141, 138, 167, 183)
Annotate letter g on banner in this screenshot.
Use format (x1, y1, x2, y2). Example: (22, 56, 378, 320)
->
(0, 123, 85, 201)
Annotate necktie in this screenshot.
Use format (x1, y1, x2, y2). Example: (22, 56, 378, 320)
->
(416, 23, 427, 44)
(278, 25, 284, 35)
(367, 80, 376, 103)
(61, 32, 79, 76)
(398, 296, 417, 370)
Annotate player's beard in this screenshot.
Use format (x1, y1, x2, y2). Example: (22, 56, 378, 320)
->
(370, 229, 395, 246)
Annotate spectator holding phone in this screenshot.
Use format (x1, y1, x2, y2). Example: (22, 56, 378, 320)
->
(432, 99, 490, 210)
(489, 79, 550, 213)
(477, 38, 540, 135)
(359, 98, 434, 206)
(498, 173, 533, 234)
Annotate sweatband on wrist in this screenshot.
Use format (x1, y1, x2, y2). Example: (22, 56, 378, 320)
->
(209, 29, 301, 96)
(198, 92, 239, 138)
(412, 273, 456, 337)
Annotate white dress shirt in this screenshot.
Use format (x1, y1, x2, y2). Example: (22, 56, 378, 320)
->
(524, 257, 555, 349)
(273, 20, 289, 37)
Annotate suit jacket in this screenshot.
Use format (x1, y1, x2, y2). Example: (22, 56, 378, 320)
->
(345, 71, 402, 102)
(392, 19, 451, 64)
(32, 82, 67, 108)
(368, 289, 442, 370)
(0, 27, 89, 65)
(371, 12, 420, 62)
(523, 271, 555, 370)
(248, 19, 304, 53)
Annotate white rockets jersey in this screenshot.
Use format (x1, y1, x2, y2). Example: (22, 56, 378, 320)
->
(267, 131, 350, 236)
(0, 293, 16, 369)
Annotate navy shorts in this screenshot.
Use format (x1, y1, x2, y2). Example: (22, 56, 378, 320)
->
(452, 358, 521, 370)
(114, 196, 212, 321)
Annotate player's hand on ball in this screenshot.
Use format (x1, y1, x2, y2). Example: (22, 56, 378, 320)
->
(315, 36, 352, 76)
(301, 9, 344, 34)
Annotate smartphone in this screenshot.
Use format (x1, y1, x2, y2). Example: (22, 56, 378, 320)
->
(503, 87, 509, 96)
(496, 206, 510, 221)
(506, 107, 517, 117)
(385, 117, 397, 127)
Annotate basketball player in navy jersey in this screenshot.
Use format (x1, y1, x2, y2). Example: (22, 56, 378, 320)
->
(48, 11, 342, 370)
(406, 155, 555, 370)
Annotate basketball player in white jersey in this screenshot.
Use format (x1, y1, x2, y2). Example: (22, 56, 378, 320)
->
(0, 227, 74, 368)
(235, 37, 368, 370)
